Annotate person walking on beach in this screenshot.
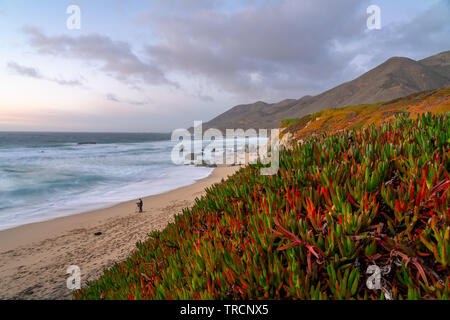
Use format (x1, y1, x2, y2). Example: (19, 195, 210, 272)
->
(137, 199, 143, 213)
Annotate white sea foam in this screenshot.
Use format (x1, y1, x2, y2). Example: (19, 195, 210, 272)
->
(0, 137, 213, 230)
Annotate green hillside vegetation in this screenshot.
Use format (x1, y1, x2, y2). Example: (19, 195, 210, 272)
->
(280, 118, 302, 128)
(282, 88, 450, 141)
(74, 111, 449, 300)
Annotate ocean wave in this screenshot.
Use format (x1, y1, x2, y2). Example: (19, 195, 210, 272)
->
(0, 135, 211, 230)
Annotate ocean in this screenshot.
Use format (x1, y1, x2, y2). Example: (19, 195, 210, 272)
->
(0, 132, 215, 230)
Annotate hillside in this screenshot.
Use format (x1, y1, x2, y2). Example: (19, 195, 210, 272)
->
(281, 87, 450, 145)
(420, 51, 450, 80)
(202, 51, 450, 131)
(74, 91, 450, 300)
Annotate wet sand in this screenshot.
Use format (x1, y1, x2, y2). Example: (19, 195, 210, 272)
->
(0, 166, 241, 300)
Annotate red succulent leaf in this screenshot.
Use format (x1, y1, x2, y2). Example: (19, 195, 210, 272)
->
(273, 217, 325, 259)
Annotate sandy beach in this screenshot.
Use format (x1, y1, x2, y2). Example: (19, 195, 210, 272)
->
(0, 166, 241, 300)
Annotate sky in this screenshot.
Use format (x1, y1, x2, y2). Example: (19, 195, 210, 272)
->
(0, 0, 449, 132)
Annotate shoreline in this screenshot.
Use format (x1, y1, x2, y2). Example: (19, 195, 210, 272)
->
(0, 165, 215, 233)
(0, 166, 241, 300)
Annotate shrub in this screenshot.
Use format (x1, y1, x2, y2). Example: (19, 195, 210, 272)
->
(75, 112, 449, 300)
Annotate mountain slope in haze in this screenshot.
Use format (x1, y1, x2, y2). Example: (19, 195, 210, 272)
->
(202, 98, 309, 130)
(419, 51, 450, 79)
(202, 51, 450, 131)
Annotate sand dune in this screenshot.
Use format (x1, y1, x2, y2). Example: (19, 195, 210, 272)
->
(0, 166, 241, 300)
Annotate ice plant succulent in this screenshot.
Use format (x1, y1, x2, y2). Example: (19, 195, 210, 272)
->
(75, 111, 450, 300)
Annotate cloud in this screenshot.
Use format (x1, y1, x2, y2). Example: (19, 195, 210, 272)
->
(7, 61, 83, 87)
(16, 0, 450, 108)
(52, 78, 83, 87)
(143, 0, 368, 100)
(355, 0, 450, 66)
(141, 0, 449, 101)
(106, 93, 150, 106)
(106, 93, 120, 103)
(7, 62, 41, 79)
(196, 94, 214, 103)
(22, 27, 175, 88)
(149, 0, 225, 13)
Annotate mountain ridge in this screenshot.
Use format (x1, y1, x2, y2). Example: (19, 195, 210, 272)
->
(201, 50, 450, 131)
